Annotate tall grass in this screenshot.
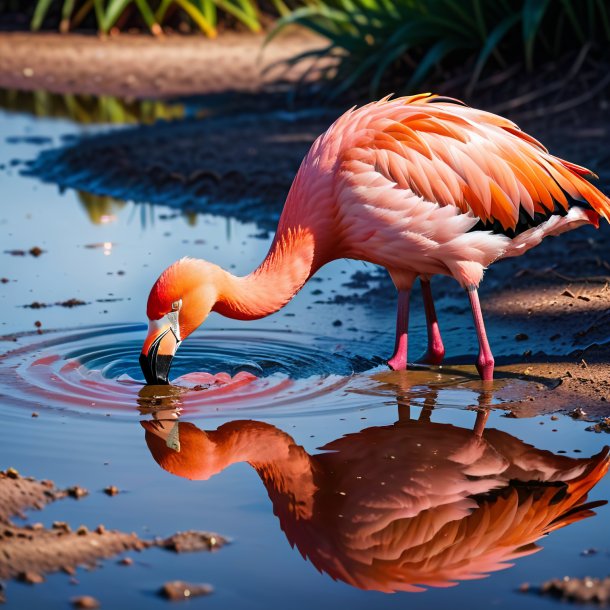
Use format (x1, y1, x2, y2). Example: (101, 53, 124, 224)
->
(269, 0, 610, 98)
(30, 0, 291, 36)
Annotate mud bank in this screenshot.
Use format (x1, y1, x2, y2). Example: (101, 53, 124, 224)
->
(0, 32, 322, 99)
(0, 469, 227, 598)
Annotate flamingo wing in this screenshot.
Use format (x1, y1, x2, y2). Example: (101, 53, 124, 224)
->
(343, 94, 610, 233)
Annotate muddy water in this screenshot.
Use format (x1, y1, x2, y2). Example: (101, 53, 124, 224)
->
(1, 105, 610, 610)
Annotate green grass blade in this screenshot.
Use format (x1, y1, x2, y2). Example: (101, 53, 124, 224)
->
(133, 0, 160, 32)
(407, 38, 461, 90)
(31, 0, 53, 30)
(467, 12, 520, 94)
(212, 0, 261, 32)
(60, 0, 77, 32)
(155, 0, 173, 22)
(104, 0, 131, 31)
(173, 0, 217, 36)
(523, 0, 550, 70)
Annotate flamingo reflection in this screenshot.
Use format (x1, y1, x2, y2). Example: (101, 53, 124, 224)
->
(141, 403, 608, 593)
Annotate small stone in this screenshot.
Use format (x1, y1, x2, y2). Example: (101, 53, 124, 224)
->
(19, 571, 45, 584)
(159, 581, 213, 600)
(52, 521, 71, 533)
(519, 582, 530, 592)
(0, 277, 8, 283)
(5, 467, 19, 479)
(332, 319, 343, 327)
(562, 289, 576, 298)
(569, 408, 587, 419)
(77, 526, 89, 536)
(159, 530, 228, 553)
(29, 246, 43, 257)
(31, 412, 39, 418)
(23, 67, 34, 78)
(67, 485, 89, 499)
(515, 333, 528, 341)
(103, 485, 119, 496)
(118, 557, 133, 566)
(95, 525, 106, 535)
(71, 595, 100, 609)
(551, 415, 559, 421)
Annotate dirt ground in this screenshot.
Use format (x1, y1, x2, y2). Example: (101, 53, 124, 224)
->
(0, 467, 227, 602)
(0, 31, 322, 98)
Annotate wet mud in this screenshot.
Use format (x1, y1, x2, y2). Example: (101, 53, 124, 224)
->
(0, 469, 227, 599)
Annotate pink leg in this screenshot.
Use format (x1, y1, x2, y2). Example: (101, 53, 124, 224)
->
(420, 279, 445, 365)
(388, 289, 410, 371)
(467, 286, 494, 381)
(473, 409, 490, 436)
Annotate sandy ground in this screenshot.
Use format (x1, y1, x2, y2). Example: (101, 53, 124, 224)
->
(0, 31, 322, 98)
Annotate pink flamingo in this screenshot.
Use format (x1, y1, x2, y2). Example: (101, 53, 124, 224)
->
(140, 94, 610, 384)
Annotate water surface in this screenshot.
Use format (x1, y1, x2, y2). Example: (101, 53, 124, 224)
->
(1, 100, 609, 610)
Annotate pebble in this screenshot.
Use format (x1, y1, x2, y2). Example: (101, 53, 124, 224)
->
(71, 595, 100, 609)
(159, 581, 213, 600)
(67, 485, 89, 499)
(103, 485, 119, 496)
(19, 571, 45, 584)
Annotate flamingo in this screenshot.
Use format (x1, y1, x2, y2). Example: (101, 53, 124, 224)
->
(140, 93, 610, 384)
(141, 415, 609, 592)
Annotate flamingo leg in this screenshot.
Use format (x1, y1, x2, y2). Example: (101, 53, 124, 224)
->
(473, 409, 490, 436)
(420, 279, 445, 365)
(467, 286, 495, 381)
(388, 289, 411, 371)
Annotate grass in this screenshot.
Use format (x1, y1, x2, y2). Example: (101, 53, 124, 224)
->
(268, 0, 610, 99)
(29, 0, 294, 36)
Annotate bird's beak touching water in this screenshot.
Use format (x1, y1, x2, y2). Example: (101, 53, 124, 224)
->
(140, 311, 181, 385)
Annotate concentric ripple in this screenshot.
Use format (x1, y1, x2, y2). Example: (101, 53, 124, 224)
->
(0, 324, 385, 419)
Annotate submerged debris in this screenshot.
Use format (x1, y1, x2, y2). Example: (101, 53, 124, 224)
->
(586, 418, 610, 433)
(159, 530, 228, 553)
(159, 581, 213, 601)
(4, 247, 44, 257)
(569, 408, 587, 420)
(66, 485, 89, 499)
(71, 595, 100, 609)
(537, 576, 610, 604)
(24, 298, 87, 309)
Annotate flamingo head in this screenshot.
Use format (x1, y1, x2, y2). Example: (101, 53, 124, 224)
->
(140, 258, 219, 385)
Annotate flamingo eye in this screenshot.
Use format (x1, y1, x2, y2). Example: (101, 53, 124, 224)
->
(171, 300, 182, 312)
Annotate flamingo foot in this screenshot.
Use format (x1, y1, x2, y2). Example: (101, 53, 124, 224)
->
(388, 338, 408, 371)
(419, 342, 445, 366)
(476, 353, 495, 382)
(388, 288, 411, 371)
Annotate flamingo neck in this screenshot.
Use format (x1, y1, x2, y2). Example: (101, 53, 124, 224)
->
(215, 421, 317, 519)
(213, 227, 318, 320)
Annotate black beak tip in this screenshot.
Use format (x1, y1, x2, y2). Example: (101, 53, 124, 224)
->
(139, 352, 172, 385)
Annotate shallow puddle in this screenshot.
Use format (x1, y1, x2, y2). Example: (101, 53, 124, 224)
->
(1, 101, 609, 609)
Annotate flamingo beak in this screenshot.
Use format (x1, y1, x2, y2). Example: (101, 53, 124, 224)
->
(140, 313, 181, 385)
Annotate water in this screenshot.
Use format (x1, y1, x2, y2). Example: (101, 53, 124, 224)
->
(1, 99, 609, 609)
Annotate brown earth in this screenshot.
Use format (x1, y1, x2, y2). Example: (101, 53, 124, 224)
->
(0, 31, 322, 99)
(0, 468, 227, 597)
